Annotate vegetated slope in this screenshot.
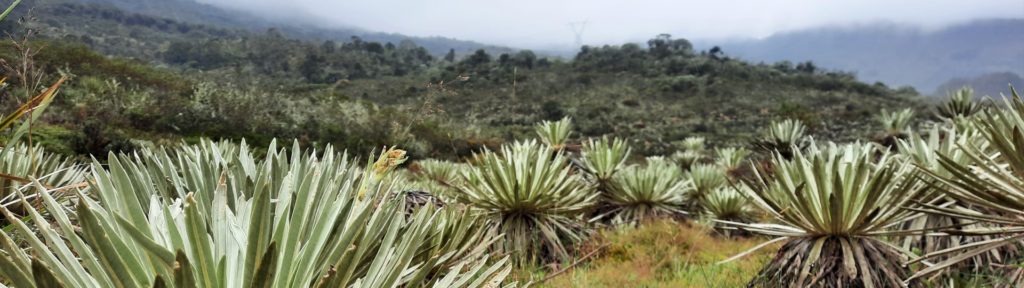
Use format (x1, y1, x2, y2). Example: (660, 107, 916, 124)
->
(720, 19, 1024, 93)
(26, 0, 514, 56)
(19, 0, 240, 61)
(5, 3, 924, 159)
(359, 43, 925, 155)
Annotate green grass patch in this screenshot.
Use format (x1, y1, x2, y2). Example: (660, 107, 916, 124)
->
(531, 220, 776, 287)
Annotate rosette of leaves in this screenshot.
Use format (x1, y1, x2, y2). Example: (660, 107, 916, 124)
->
(456, 140, 597, 267)
(602, 159, 688, 225)
(723, 143, 929, 287)
(535, 117, 573, 150)
(671, 137, 707, 170)
(580, 136, 631, 191)
(0, 140, 513, 287)
(753, 119, 807, 160)
(910, 88, 1024, 282)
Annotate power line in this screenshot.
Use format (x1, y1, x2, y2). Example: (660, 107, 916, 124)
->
(568, 20, 588, 48)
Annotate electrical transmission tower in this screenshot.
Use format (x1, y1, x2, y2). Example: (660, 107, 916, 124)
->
(568, 20, 588, 48)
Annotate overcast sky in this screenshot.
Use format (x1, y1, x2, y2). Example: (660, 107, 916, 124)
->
(199, 0, 1024, 49)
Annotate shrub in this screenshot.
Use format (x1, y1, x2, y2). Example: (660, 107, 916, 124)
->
(580, 136, 631, 189)
(0, 140, 512, 287)
(752, 119, 807, 159)
(671, 137, 707, 170)
(602, 159, 688, 225)
(895, 126, 1013, 277)
(702, 186, 756, 224)
(937, 87, 983, 120)
(414, 158, 467, 186)
(683, 163, 727, 207)
(535, 117, 573, 150)
(456, 140, 597, 266)
(876, 108, 915, 139)
(724, 143, 928, 287)
(911, 88, 1024, 281)
(714, 147, 751, 177)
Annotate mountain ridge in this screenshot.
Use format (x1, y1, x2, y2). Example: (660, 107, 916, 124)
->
(712, 19, 1024, 94)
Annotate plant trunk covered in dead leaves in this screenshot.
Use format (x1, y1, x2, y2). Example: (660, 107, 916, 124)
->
(749, 237, 913, 288)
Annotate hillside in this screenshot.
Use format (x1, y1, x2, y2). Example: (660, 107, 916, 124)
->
(21, 0, 515, 57)
(717, 19, 1024, 93)
(1, 2, 925, 160)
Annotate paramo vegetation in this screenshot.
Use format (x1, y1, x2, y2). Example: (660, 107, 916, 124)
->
(2, 0, 1024, 287)
(4, 83, 1024, 286)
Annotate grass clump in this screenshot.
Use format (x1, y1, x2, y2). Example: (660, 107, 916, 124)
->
(539, 220, 775, 288)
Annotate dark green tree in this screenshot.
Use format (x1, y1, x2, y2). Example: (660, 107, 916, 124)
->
(444, 48, 456, 62)
(513, 50, 536, 69)
(796, 61, 817, 73)
(299, 51, 326, 82)
(648, 34, 693, 58)
(463, 49, 492, 67)
(708, 46, 724, 61)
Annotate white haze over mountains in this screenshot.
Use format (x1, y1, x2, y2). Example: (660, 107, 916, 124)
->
(198, 0, 1023, 50)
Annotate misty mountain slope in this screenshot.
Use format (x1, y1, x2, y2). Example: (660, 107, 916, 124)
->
(20, 1, 242, 61)
(29, 0, 514, 56)
(719, 19, 1024, 94)
(0, 5, 928, 158)
(935, 72, 1023, 98)
(70, 0, 257, 28)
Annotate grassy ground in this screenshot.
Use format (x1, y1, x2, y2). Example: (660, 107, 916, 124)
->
(523, 220, 778, 287)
